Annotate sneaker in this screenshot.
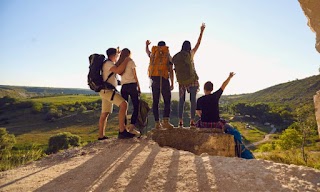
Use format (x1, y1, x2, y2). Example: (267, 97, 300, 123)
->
(178, 122, 183, 128)
(118, 129, 135, 139)
(154, 121, 163, 129)
(162, 118, 174, 129)
(126, 124, 141, 137)
(98, 136, 108, 140)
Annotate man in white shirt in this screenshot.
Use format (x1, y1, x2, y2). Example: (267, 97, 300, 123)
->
(98, 48, 135, 140)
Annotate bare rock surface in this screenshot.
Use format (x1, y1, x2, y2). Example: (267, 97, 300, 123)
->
(149, 128, 235, 157)
(0, 138, 319, 192)
(299, 0, 320, 53)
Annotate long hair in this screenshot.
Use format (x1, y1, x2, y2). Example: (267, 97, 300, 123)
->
(115, 48, 131, 67)
(181, 40, 191, 51)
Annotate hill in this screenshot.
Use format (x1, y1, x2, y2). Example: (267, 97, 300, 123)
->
(0, 138, 319, 191)
(0, 85, 95, 98)
(223, 74, 320, 107)
(3, 74, 319, 105)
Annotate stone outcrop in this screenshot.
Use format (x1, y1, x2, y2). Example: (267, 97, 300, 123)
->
(299, 0, 320, 137)
(314, 91, 320, 138)
(148, 128, 236, 157)
(299, 0, 320, 53)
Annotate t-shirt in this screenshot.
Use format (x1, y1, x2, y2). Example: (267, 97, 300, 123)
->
(196, 88, 223, 122)
(102, 60, 117, 88)
(121, 60, 137, 85)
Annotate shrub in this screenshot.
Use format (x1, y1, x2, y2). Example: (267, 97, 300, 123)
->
(258, 143, 275, 152)
(78, 105, 87, 113)
(0, 128, 16, 151)
(31, 102, 43, 113)
(45, 108, 63, 121)
(47, 132, 81, 154)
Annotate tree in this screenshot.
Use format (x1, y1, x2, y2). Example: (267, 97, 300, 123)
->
(277, 127, 302, 150)
(295, 105, 317, 164)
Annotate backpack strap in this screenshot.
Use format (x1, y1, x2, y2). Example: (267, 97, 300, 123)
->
(102, 59, 118, 101)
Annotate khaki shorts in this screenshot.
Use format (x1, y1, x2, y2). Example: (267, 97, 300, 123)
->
(99, 89, 125, 113)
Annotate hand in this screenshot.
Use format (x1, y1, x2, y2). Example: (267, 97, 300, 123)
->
(137, 86, 141, 96)
(229, 72, 235, 78)
(201, 23, 206, 32)
(170, 84, 174, 91)
(146, 40, 151, 46)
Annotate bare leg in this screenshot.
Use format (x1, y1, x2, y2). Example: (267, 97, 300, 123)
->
(99, 112, 110, 138)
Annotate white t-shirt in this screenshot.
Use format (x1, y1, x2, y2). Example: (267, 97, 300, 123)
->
(102, 60, 117, 88)
(121, 60, 137, 85)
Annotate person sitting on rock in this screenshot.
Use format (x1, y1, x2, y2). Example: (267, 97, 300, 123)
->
(196, 72, 254, 159)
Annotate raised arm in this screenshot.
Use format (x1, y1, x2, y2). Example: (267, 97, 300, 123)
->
(220, 72, 235, 91)
(192, 23, 206, 53)
(110, 57, 131, 75)
(146, 40, 151, 57)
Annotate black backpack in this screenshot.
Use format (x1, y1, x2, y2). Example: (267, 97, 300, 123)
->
(87, 54, 106, 92)
(88, 53, 119, 93)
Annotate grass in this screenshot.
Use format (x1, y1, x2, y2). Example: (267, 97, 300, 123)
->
(0, 147, 44, 171)
(255, 149, 320, 170)
(228, 121, 270, 144)
(28, 95, 100, 106)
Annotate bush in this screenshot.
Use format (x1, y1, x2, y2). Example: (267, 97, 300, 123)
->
(0, 128, 16, 151)
(31, 102, 43, 113)
(46, 132, 81, 154)
(78, 105, 87, 113)
(258, 143, 275, 152)
(45, 108, 63, 121)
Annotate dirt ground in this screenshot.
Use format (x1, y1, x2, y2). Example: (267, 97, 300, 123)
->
(0, 137, 320, 192)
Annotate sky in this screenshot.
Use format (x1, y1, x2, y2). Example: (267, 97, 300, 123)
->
(1, 0, 319, 95)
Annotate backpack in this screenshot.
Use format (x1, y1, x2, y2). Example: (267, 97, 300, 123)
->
(148, 46, 170, 79)
(135, 99, 151, 134)
(172, 50, 199, 85)
(87, 54, 118, 93)
(87, 54, 106, 92)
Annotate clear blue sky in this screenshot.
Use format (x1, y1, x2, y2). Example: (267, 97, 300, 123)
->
(1, 0, 319, 95)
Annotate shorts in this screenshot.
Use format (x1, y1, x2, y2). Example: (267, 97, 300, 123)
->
(99, 89, 125, 113)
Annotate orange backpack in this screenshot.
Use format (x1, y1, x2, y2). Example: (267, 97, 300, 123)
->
(148, 46, 170, 79)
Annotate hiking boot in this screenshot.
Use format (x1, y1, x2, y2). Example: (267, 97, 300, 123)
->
(98, 136, 108, 141)
(118, 129, 135, 139)
(126, 124, 141, 137)
(162, 118, 174, 129)
(190, 121, 196, 129)
(154, 121, 163, 129)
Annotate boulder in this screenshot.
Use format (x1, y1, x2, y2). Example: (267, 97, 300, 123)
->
(148, 127, 236, 157)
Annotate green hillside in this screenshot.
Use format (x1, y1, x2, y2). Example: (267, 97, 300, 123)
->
(224, 75, 320, 108)
(0, 85, 96, 98)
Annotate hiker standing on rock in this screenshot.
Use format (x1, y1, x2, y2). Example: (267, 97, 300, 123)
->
(195, 73, 254, 159)
(172, 23, 206, 128)
(116, 48, 141, 136)
(146, 40, 174, 129)
(98, 48, 136, 140)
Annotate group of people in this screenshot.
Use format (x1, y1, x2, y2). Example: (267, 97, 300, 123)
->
(96, 23, 254, 159)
